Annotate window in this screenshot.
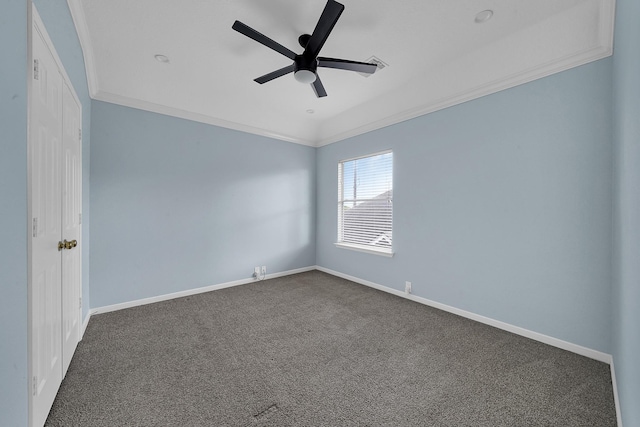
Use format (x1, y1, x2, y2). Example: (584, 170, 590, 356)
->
(336, 150, 393, 256)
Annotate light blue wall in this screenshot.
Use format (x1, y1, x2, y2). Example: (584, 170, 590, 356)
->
(317, 59, 614, 353)
(33, 0, 91, 319)
(612, 0, 640, 424)
(2, 1, 634, 424)
(0, 1, 28, 425)
(90, 101, 316, 307)
(0, 2, 90, 424)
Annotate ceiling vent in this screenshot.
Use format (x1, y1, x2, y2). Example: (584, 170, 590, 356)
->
(359, 56, 388, 77)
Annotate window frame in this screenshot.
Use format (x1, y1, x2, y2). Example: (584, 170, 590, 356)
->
(335, 150, 394, 257)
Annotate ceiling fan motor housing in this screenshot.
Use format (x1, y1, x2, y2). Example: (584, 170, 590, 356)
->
(294, 55, 318, 83)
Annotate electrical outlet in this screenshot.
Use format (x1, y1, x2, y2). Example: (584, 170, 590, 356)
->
(405, 281, 412, 294)
(254, 266, 260, 279)
(261, 266, 267, 275)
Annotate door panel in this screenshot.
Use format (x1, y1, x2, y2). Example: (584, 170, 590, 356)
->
(61, 81, 82, 376)
(31, 26, 63, 427)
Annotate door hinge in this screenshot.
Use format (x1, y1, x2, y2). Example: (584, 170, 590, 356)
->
(78, 128, 82, 141)
(79, 213, 82, 225)
(32, 376, 37, 396)
(32, 217, 38, 238)
(79, 297, 82, 309)
(33, 59, 39, 80)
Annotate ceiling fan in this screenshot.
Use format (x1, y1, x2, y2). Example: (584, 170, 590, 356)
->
(232, 0, 377, 98)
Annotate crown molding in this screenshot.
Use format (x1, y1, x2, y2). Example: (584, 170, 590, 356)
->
(65, 0, 615, 148)
(316, 0, 616, 146)
(316, 46, 613, 147)
(92, 90, 316, 147)
(79, 43, 614, 150)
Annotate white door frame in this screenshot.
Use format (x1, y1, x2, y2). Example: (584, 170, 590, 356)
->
(28, 5, 84, 427)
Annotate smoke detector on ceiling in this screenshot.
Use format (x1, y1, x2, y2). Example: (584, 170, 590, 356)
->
(358, 56, 388, 77)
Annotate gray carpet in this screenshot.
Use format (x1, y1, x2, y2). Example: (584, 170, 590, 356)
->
(46, 271, 616, 426)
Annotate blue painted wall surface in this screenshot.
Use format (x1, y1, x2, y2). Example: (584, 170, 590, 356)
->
(317, 59, 613, 353)
(33, 0, 92, 319)
(0, 2, 89, 424)
(2, 1, 633, 424)
(0, 1, 28, 425)
(90, 101, 316, 307)
(612, 0, 640, 424)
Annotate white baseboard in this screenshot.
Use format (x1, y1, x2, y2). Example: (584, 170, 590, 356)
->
(315, 266, 612, 364)
(610, 358, 623, 427)
(89, 266, 316, 316)
(86, 264, 613, 365)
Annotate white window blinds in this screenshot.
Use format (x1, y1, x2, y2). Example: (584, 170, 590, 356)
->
(337, 151, 393, 254)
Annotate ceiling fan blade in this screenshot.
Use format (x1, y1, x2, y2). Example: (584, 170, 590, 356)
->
(254, 65, 295, 84)
(312, 75, 327, 98)
(303, 0, 344, 60)
(232, 21, 297, 60)
(318, 57, 377, 74)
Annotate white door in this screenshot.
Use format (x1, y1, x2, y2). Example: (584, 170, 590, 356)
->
(30, 10, 83, 427)
(30, 23, 64, 427)
(61, 81, 82, 376)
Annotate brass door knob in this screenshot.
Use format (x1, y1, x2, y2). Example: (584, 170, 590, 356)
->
(60, 239, 78, 250)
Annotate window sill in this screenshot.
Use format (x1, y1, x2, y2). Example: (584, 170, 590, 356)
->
(334, 242, 394, 258)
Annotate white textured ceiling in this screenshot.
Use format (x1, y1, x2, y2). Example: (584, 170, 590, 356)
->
(68, 0, 614, 146)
